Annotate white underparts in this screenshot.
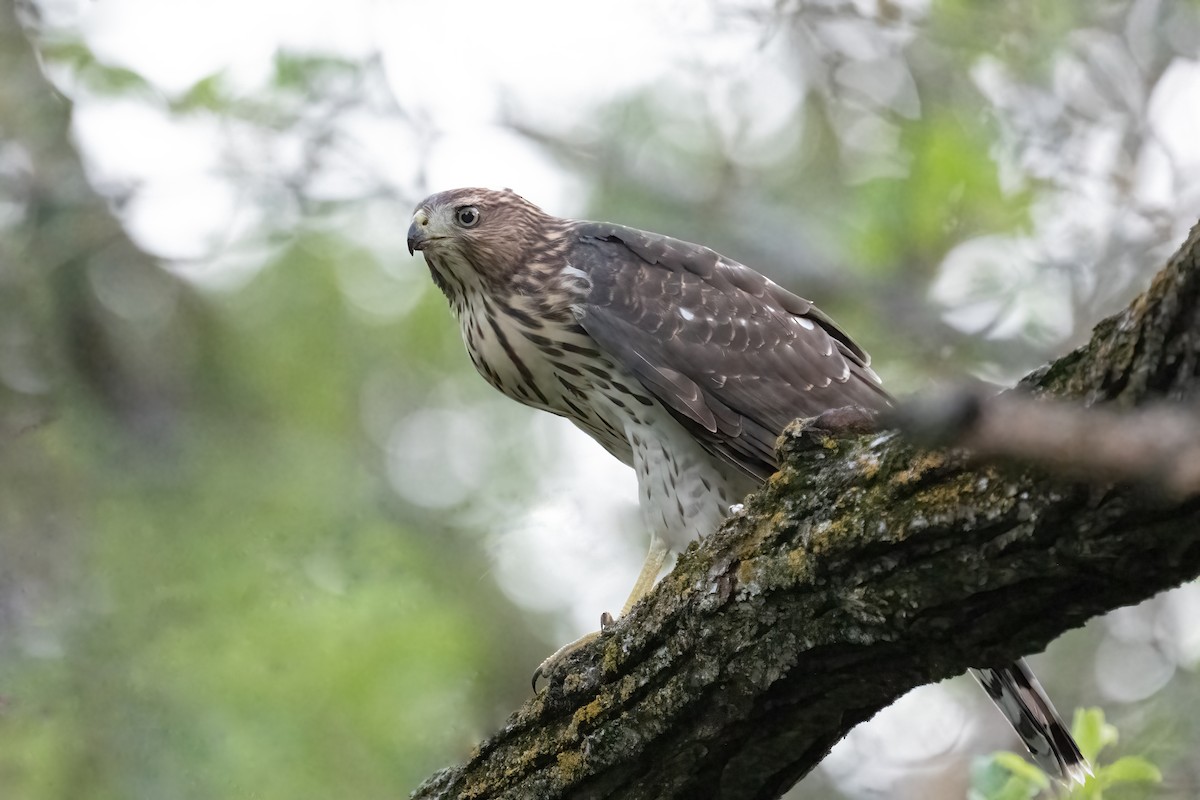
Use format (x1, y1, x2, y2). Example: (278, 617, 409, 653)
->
(456, 282, 752, 553)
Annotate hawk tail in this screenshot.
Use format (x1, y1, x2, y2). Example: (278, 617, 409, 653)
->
(971, 660, 1091, 785)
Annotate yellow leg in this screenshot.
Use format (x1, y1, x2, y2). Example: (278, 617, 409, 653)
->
(532, 533, 671, 689)
(619, 532, 670, 616)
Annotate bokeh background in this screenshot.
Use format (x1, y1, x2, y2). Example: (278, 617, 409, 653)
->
(2, 0, 1200, 798)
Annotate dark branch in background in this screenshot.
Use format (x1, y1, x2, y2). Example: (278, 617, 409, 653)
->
(411, 221, 1200, 800)
(889, 391, 1200, 500)
(1, 0, 194, 440)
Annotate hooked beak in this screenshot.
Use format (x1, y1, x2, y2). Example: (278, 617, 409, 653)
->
(406, 221, 425, 255)
(407, 208, 431, 255)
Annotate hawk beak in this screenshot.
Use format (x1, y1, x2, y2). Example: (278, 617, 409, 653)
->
(407, 220, 425, 255)
(407, 209, 431, 255)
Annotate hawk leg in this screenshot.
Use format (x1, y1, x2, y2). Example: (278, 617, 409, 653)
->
(619, 531, 670, 616)
(532, 533, 670, 689)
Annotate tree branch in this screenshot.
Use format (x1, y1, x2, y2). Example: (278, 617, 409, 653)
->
(412, 220, 1200, 800)
(887, 390, 1200, 499)
(1, 0, 191, 439)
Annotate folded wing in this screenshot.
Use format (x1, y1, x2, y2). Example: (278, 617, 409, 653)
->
(567, 221, 891, 480)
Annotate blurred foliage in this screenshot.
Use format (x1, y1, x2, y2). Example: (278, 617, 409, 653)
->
(1, 224, 546, 798)
(521, 0, 1200, 387)
(971, 708, 1163, 800)
(0, 3, 541, 797)
(1, 0, 1199, 799)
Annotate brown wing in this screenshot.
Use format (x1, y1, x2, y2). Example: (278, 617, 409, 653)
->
(567, 221, 891, 481)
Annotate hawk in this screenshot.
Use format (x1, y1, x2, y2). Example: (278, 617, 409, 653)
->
(407, 187, 1088, 783)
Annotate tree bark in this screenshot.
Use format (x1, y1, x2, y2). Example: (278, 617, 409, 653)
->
(411, 219, 1200, 800)
(1, 0, 190, 439)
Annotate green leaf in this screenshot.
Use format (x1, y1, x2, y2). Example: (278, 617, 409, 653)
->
(1072, 707, 1119, 764)
(972, 755, 1015, 797)
(1099, 756, 1163, 786)
(173, 73, 230, 113)
(968, 768, 1043, 800)
(996, 777, 1043, 800)
(37, 38, 96, 70)
(40, 39, 153, 97)
(992, 751, 1053, 789)
(88, 64, 154, 95)
(273, 51, 357, 91)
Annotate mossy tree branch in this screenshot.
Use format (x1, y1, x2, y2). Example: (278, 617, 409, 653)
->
(412, 219, 1200, 800)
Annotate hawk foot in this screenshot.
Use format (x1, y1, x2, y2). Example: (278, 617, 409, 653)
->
(809, 404, 881, 435)
(531, 624, 604, 691)
(780, 404, 883, 455)
(532, 534, 670, 691)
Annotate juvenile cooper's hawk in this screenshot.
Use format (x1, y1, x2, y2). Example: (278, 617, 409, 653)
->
(407, 187, 1088, 783)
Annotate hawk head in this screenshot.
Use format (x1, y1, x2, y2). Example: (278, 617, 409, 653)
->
(407, 187, 558, 296)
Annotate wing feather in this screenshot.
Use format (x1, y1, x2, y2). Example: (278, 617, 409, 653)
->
(569, 221, 890, 480)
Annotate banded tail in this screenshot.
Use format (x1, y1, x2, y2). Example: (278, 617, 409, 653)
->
(972, 659, 1091, 785)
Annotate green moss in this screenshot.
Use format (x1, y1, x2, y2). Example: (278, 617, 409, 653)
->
(888, 451, 947, 487)
(572, 697, 607, 730)
(555, 749, 584, 782)
(600, 638, 623, 676)
(855, 452, 882, 481)
(786, 547, 811, 582)
(907, 471, 989, 521)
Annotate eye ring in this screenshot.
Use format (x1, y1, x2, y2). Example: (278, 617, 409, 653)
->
(455, 206, 481, 228)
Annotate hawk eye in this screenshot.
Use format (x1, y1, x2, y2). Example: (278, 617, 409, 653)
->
(455, 206, 481, 228)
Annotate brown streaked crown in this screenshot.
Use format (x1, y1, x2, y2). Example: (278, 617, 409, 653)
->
(408, 187, 558, 287)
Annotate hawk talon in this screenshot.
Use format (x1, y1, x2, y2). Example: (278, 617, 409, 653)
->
(530, 666, 543, 693)
(812, 404, 881, 434)
(530, 629, 602, 692)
